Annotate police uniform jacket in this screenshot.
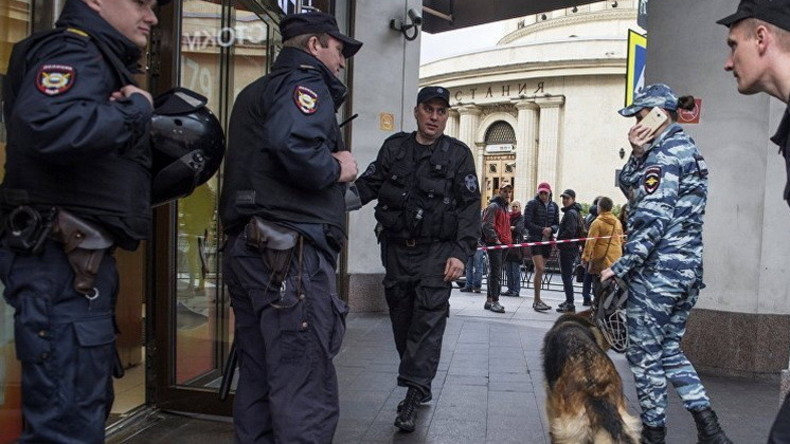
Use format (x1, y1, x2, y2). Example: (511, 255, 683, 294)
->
(1, 0, 153, 250)
(610, 123, 708, 279)
(355, 132, 481, 263)
(219, 47, 348, 242)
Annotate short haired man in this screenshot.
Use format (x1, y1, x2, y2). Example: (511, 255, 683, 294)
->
(719, 1, 790, 441)
(0, 0, 166, 441)
(481, 184, 513, 313)
(355, 86, 481, 432)
(556, 189, 582, 313)
(219, 11, 361, 442)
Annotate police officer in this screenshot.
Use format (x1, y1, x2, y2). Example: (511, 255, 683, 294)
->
(0, 0, 166, 442)
(718, 4, 790, 441)
(600, 84, 732, 444)
(354, 86, 481, 433)
(218, 11, 361, 443)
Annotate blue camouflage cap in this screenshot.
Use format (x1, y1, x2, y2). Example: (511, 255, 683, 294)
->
(618, 83, 679, 117)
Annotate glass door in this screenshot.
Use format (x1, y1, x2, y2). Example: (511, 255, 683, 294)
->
(153, 0, 280, 416)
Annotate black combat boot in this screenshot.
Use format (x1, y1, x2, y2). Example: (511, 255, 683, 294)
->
(641, 424, 666, 444)
(692, 408, 733, 444)
(397, 391, 431, 413)
(394, 387, 421, 433)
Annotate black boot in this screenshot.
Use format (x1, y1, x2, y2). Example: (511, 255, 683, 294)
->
(641, 424, 666, 444)
(692, 408, 733, 444)
(394, 387, 421, 433)
(397, 391, 431, 413)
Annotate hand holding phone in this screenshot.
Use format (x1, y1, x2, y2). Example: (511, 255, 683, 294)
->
(627, 107, 668, 156)
(639, 107, 668, 133)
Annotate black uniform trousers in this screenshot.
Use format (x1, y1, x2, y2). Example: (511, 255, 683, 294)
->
(382, 240, 452, 397)
(0, 240, 118, 444)
(224, 233, 348, 444)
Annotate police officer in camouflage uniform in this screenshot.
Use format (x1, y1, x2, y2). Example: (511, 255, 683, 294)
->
(355, 86, 481, 433)
(600, 84, 732, 444)
(0, 1, 166, 442)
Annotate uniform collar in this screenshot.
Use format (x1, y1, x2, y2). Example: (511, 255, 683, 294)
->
(272, 47, 348, 110)
(645, 123, 683, 154)
(56, 0, 143, 71)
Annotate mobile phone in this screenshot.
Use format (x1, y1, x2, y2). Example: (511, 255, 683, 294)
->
(640, 107, 668, 132)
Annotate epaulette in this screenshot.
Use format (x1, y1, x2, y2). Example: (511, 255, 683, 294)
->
(65, 28, 89, 38)
(298, 64, 318, 71)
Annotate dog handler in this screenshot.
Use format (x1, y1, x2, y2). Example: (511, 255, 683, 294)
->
(600, 84, 732, 444)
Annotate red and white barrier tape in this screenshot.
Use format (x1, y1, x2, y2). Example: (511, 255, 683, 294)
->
(478, 235, 626, 251)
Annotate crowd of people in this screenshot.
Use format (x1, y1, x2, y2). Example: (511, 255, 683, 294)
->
(3, 0, 790, 442)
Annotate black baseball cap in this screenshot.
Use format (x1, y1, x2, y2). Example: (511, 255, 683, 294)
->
(560, 189, 576, 199)
(157, 0, 172, 5)
(717, 0, 790, 31)
(417, 86, 450, 106)
(280, 12, 363, 58)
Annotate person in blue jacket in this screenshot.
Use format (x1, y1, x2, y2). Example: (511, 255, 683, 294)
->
(601, 84, 731, 444)
(218, 12, 362, 443)
(0, 0, 167, 442)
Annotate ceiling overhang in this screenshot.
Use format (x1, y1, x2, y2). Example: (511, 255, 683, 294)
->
(422, 0, 607, 33)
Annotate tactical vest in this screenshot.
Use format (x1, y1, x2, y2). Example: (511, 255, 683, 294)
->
(375, 133, 461, 241)
(1, 27, 152, 245)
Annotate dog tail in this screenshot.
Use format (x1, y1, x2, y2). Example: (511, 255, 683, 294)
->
(587, 397, 640, 444)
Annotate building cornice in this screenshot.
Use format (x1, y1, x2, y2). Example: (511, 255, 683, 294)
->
(498, 9, 638, 46)
(421, 58, 626, 87)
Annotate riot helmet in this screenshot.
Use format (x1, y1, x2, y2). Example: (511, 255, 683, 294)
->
(594, 278, 630, 353)
(150, 87, 225, 207)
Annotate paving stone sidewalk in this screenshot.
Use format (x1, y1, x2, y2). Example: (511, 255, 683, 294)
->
(119, 284, 780, 443)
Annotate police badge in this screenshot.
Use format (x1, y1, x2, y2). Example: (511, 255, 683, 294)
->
(36, 64, 76, 96)
(293, 85, 318, 114)
(643, 166, 662, 194)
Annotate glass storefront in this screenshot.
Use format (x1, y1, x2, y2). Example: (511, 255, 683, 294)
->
(0, 1, 32, 441)
(175, 2, 275, 387)
(155, 0, 281, 414)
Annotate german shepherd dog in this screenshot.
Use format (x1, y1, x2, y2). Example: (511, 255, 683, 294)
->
(542, 313, 641, 444)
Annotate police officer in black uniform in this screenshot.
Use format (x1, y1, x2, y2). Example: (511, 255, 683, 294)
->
(0, 0, 167, 442)
(218, 11, 361, 443)
(355, 86, 482, 433)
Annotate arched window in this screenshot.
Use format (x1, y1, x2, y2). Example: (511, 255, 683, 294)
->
(485, 121, 516, 145)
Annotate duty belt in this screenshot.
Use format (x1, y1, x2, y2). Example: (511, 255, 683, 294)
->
(3, 206, 114, 296)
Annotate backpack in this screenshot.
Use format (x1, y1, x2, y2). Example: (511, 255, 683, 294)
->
(575, 209, 588, 245)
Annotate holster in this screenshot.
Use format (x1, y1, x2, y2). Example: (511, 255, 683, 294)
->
(244, 216, 299, 284)
(50, 209, 114, 295)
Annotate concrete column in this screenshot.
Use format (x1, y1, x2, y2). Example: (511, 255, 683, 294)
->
(514, 100, 539, 205)
(535, 96, 565, 191)
(458, 105, 482, 183)
(446, 109, 460, 139)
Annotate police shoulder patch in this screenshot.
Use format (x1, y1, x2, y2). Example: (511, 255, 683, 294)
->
(37, 64, 76, 96)
(294, 85, 319, 114)
(643, 166, 662, 194)
(464, 174, 479, 193)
